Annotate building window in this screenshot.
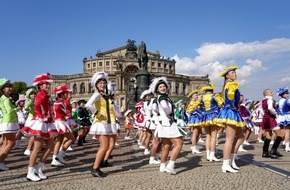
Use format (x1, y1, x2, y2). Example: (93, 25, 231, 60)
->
(175, 83, 179, 94)
(106, 61, 110, 66)
(158, 63, 161, 68)
(99, 62, 103, 67)
(73, 84, 77, 94)
(164, 63, 167, 68)
(113, 61, 117, 66)
(168, 82, 172, 93)
(169, 65, 172, 70)
(88, 83, 92, 93)
(93, 62, 96, 67)
(183, 83, 186, 95)
(87, 63, 90, 68)
(152, 62, 155, 67)
(80, 83, 85, 94)
(111, 80, 116, 93)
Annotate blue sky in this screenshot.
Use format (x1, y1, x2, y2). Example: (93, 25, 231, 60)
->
(1, 0, 290, 100)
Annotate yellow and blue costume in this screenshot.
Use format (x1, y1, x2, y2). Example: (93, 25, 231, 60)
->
(216, 81, 245, 127)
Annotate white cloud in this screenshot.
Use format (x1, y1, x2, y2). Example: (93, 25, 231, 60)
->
(280, 77, 290, 83)
(173, 38, 290, 100)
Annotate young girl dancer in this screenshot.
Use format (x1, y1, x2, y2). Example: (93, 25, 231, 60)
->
(0, 78, 20, 171)
(23, 88, 37, 156)
(124, 109, 133, 139)
(151, 77, 185, 174)
(216, 66, 245, 173)
(200, 83, 223, 161)
(15, 95, 27, 148)
(22, 73, 58, 181)
(51, 85, 75, 166)
(186, 89, 203, 154)
(276, 87, 290, 152)
(85, 72, 120, 177)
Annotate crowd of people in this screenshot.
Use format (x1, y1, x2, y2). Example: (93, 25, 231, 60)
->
(0, 65, 290, 181)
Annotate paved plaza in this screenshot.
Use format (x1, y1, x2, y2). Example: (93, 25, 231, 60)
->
(1, 131, 290, 190)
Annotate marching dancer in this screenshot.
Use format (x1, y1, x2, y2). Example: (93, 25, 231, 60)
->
(101, 81, 122, 167)
(200, 83, 223, 161)
(186, 89, 203, 154)
(276, 87, 290, 152)
(51, 85, 75, 166)
(261, 89, 283, 158)
(141, 89, 154, 155)
(85, 72, 120, 177)
(14, 95, 27, 148)
(22, 73, 58, 181)
(216, 66, 245, 173)
(23, 88, 37, 156)
(0, 78, 20, 171)
(124, 109, 133, 139)
(252, 101, 264, 143)
(151, 77, 185, 174)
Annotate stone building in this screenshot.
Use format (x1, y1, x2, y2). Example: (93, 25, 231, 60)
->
(50, 40, 209, 111)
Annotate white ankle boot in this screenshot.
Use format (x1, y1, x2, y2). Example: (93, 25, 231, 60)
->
(164, 160, 176, 175)
(51, 155, 64, 166)
(230, 153, 240, 170)
(159, 163, 166, 172)
(191, 146, 201, 154)
(144, 149, 150, 155)
(206, 150, 210, 161)
(27, 166, 41, 181)
(222, 159, 239, 173)
(209, 151, 220, 162)
(35, 162, 47, 180)
(285, 142, 290, 152)
(149, 157, 160, 164)
(238, 145, 247, 152)
(57, 150, 66, 163)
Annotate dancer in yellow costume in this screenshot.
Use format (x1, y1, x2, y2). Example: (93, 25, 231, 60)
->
(216, 65, 245, 173)
(85, 72, 121, 177)
(200, 83, 223, 162)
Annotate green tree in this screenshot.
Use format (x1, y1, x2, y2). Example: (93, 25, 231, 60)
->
(12, 81, 27, 94)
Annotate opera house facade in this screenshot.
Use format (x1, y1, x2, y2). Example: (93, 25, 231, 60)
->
(50, 40, 209, 111)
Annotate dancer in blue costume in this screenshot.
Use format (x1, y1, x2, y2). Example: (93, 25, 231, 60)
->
(186, 89, 203, 154)
(200, 83, 223, 162)
(276, 87, 290, 152)
(216, 65, 245, 173)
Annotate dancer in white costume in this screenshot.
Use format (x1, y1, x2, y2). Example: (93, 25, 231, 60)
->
(151, 77, 185, 174)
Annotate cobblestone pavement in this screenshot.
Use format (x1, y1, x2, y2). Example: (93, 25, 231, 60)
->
(1, 130, 290, 190)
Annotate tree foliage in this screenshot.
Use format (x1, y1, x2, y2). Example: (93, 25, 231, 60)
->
(12, 81, 27, 95)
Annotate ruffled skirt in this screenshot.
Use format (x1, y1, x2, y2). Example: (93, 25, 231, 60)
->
(0, 122, 19, 134)
(216, 108, 245, 128)
(55, 120, 72, 134)
(22, 119, 58, 139)
(89, 122, 117, 135)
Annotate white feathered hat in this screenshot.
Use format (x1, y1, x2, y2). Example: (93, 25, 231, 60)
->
(140, 88, 152, 100)
(90, 71, 109, 89)
(107, 80, 116, 96)
(149, 76, 170, 93)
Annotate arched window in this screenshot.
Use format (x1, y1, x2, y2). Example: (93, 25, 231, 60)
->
(73, 84, 77, 94)
(80, 83, 85, 94)
(88, 83, 92, 93)
(111, 80, 116, 93)
(175, 82, 179, 94)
